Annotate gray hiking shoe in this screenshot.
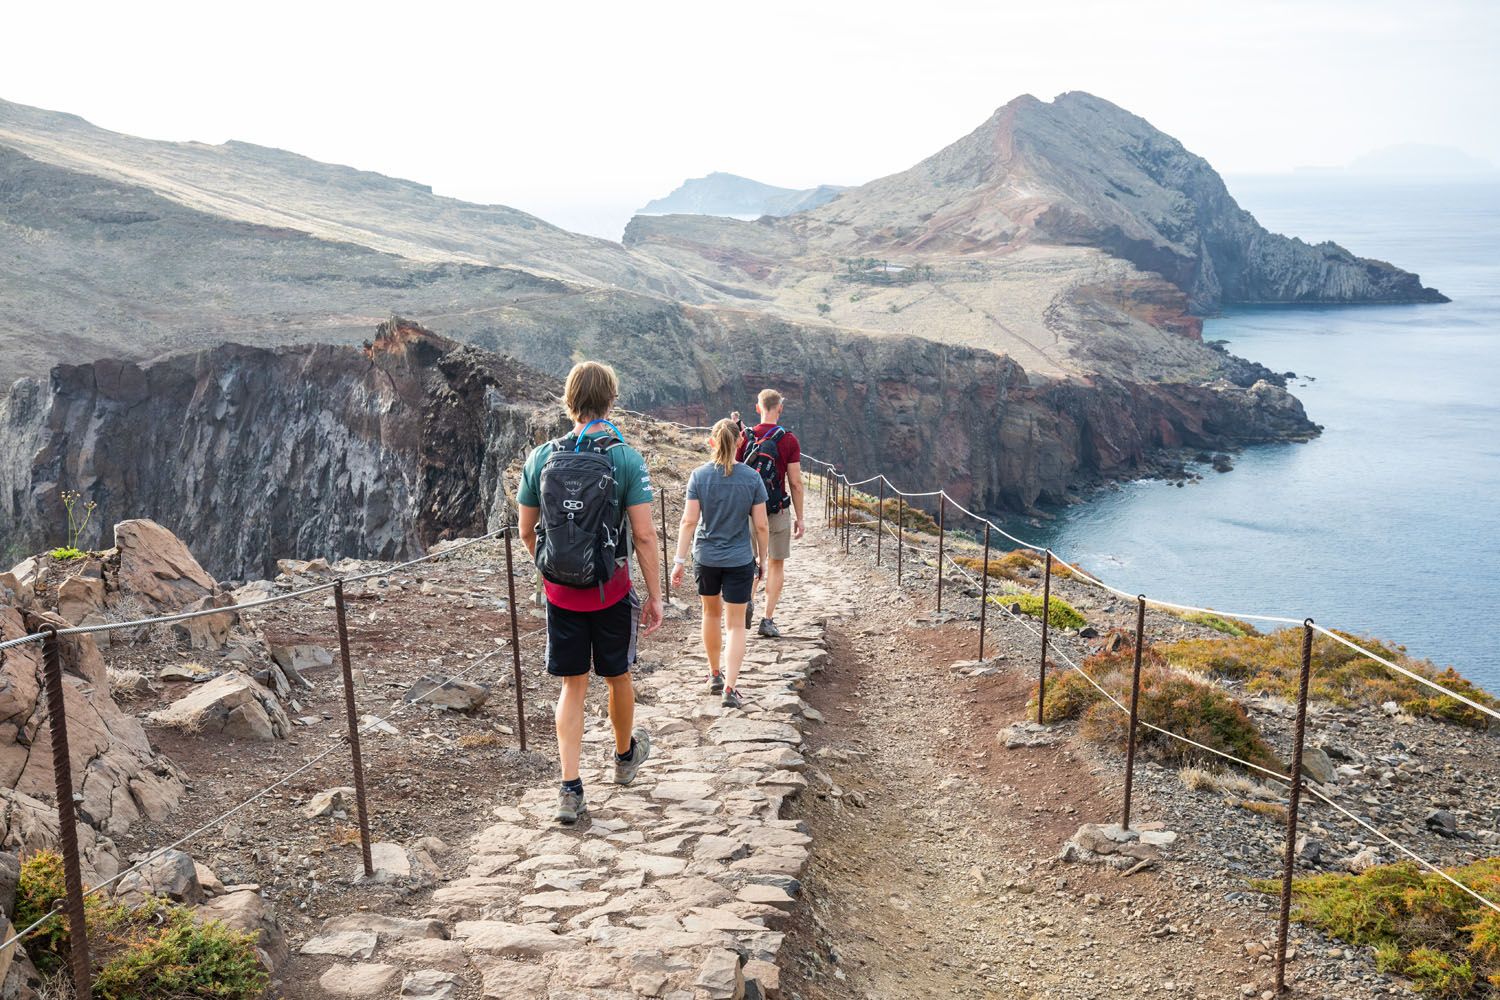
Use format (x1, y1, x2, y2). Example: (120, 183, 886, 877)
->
(709, 672, 724, 695)
(758, 617, 782, 639)
(555, 786, 585, 825)
(613, 729, 651, 785)
(721, 686, 744, 710)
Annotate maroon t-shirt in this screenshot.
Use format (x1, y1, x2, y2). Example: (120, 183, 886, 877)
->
(736, 423, 801, 477)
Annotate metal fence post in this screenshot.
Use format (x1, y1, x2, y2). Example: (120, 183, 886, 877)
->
(1275, 620, 1316, 993)
(843, 480, 850, 553)
(1037, 551, 1053, 724)
(660, 492, 670, 603)
(978, 523, 991, 659)
(1121, 595, 1147, 830)
(332, 581, 375, 877)
(876, 479, 884, 566)
(936, 495, 946, 612)
(897, 496, 904, 586)
(40, 626, 92, 999)
(503, 528, 529, 751)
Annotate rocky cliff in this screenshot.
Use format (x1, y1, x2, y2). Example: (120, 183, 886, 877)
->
(639, 172, 847, 218)
(0, 321, 561, 579)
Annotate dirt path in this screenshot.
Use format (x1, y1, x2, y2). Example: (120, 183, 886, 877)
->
(777, 531, 1281, 1000)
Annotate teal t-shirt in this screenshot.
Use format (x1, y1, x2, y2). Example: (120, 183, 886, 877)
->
(517, 431, 654, 511)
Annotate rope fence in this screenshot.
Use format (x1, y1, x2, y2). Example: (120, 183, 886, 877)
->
(0, 526, 539, 996)
(804, 457, 1498, 993)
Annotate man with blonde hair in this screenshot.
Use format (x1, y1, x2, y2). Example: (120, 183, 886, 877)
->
(736, 387, 805, 638)
(518, 361, 663, 824)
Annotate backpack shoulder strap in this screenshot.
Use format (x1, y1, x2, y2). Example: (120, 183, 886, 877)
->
(765, 426, 787, 443)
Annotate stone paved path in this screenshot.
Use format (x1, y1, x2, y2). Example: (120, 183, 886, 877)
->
(306, 541, 855, 999)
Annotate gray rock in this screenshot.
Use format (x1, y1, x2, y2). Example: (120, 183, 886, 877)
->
(270, 643, 333, 674)
(148, 672, 291, 741)
(404, 674, 490, 712)
(1299, 748, 1335, 785)
(116, 848, 203, 904)
(304, 787, 357, 819)
(319, 963, 400, 997)
(1425, 809, 1458, 837)
(401, 970, 461, 1000)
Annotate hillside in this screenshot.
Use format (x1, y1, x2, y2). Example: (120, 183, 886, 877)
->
(0, 91, 1437, 522)
(639, 171, 847, 218)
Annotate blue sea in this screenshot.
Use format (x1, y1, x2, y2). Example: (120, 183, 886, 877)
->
(999, 176, 1500, 691)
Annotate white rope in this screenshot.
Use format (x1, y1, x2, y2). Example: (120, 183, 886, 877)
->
(0, 529, 511, 653)
(974, 593, 1500, 916)
(0, 621, 548, 953)
(809, 458, 1488, 711)
(1312, 625, 1500, 725)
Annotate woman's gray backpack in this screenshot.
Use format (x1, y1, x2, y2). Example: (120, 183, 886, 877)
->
(534, 422, 631, 597)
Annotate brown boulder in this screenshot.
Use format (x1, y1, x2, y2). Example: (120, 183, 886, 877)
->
(148, 673, 290, 741)
(197, 888, 290, 971)
(106, 519, 218, 612)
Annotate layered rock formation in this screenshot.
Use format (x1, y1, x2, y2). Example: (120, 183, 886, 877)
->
(0, 320, 561, 579)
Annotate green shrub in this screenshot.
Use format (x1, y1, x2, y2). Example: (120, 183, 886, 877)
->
(993, 592, 1086, 630)
(1180, 611, 1260, 638)
(47, 546, 87, 561)
(838, 494, 939, 535)
(16, 851, 266, 999)
(1252, 859, 1500, 997)
(1033, 641, 1280, 771)
(1160, 629, 1497, 729)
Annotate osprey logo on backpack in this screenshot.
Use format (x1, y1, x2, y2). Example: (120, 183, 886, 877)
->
(534, 419, 632, 597)
(743, 425, 791, 514)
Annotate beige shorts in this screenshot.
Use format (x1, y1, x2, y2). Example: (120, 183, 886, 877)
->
(766, 508, 792, 561)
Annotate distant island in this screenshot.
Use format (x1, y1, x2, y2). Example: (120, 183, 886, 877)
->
(637, 171, 847, 218)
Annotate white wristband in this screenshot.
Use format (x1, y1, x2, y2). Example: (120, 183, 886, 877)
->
(673, 556, 686, 566)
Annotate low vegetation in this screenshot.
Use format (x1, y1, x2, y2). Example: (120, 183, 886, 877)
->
(1254, 859, 1500, 997)
(838, 494, 939, 535)
(1177, 610, 1260, 638)
(1035, 641, 1281, 771)
(16, 850, 267, 999)
(994, 592, 1087, 630)
(953, 548, 1073, 582)
(1159, 628, 1497, 729)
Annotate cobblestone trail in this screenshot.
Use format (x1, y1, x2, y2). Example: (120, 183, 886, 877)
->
(305, 543, 857, 999)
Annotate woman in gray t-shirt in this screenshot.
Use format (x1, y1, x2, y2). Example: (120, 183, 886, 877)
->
(670, 419, 770, 709)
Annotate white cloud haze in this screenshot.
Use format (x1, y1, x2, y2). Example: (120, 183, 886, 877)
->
(5, 0, 1496, 237)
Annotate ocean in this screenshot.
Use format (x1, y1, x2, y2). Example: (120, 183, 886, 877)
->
(997, 175, 1500, 691)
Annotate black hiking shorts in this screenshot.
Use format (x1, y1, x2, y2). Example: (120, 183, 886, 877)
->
(694, 559, 757, 605)
(545, 590, 640, 678)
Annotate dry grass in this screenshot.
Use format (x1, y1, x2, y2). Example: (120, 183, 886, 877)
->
(458, 731, 504, 750)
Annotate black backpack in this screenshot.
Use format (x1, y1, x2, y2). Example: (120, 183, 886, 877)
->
(743, 425, 790, 514)
(534, 422, 631, 598)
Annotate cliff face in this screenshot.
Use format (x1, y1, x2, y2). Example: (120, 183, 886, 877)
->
(793, 91, 1446, 311)
(0, 321, 559, 579)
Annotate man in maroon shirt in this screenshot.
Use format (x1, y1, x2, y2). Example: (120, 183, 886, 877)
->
(735, 388, 805, 637)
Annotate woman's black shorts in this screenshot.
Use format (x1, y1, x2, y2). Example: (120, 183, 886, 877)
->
(694, 560, 756, 605)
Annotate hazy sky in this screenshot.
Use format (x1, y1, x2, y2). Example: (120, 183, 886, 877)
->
(5, 0, 1497, 238)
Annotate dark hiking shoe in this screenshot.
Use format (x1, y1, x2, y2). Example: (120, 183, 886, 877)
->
(721, 687, 744, 710)
(613, 729, 651, 785)
(709, 672, 724, 695)
(759, 617, 782, 638)
(556, 786, 585, 825)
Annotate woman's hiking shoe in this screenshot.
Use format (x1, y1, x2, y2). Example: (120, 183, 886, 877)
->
(555, 786, 585, 825)
(721, 687, 744, 710)
(708, 672, 724, 695)
(613, 729, 651, 786)
(758, 617, 782, 638)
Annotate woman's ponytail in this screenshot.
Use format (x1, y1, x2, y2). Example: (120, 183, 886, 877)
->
(709, 418, 739, 476)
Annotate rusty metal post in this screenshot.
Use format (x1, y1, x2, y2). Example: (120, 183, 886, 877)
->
(1037, 551, 1053, 724)
(40, 626, 92, 999)
(503, 528, 529, 751)
(333, 581, 375, 877)
(1121, 595, 1147, 831)
(659, 491, 670, 603)
(876, 479, 884, 566)
(1275, 620, 1316, 993)
(936, 495, 946, 612)
(978, 523, 991, 659)
(897, 496, 905, 586)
